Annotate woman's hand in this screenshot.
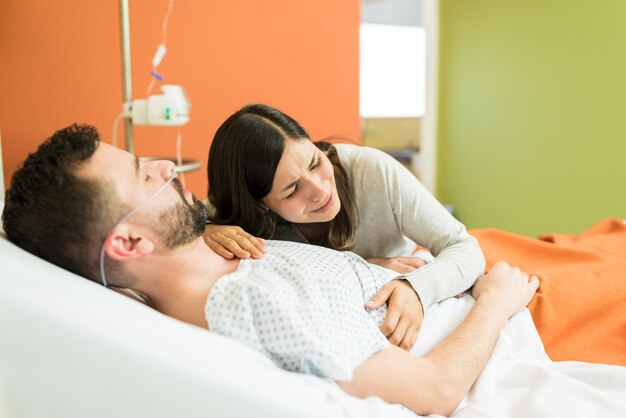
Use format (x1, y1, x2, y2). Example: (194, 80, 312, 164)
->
(365, 279, 424, 351)
(367, 256, 427, 274)
(203, 224, 266, 260)
(472, 261, 539, 319)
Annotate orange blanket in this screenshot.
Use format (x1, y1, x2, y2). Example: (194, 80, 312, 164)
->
(470, 218, 626, 366)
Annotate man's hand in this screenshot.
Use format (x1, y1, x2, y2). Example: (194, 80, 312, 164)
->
(472, 261, 540, 318)
(203, 224, 266, 260)
(367, 256, 427, 274)
(341, 264, 539, 417)
(365, 279, 424, 351)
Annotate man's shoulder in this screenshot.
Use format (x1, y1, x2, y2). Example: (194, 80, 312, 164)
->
(264, 240, 345, 258)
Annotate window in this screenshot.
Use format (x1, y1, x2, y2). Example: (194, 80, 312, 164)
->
(359, 23, 426, 118)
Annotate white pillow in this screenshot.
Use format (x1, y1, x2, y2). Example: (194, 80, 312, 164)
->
(0, 198, 4, 235)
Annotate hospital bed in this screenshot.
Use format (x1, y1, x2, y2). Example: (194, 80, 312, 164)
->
(0, 200, 413, 418)
(2, 199, 625, 418)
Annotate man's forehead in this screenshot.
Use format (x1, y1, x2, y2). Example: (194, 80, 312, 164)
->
(81, 142, 132, 173)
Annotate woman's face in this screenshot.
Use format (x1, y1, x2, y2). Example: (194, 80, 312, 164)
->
(262, 139, 341, 224)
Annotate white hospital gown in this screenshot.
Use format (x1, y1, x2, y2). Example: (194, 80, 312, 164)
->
(205, 240, 392, 381)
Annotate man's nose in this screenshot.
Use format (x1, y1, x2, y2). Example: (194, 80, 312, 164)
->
(148, 159, 176, 181)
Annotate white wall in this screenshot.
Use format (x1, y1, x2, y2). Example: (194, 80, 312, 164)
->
(361, 0, 422, 26)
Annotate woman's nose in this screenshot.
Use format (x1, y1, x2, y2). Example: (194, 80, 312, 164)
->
(305, 175, 326, 201)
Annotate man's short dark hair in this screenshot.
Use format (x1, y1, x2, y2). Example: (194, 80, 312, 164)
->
(2, 124, 121, 283)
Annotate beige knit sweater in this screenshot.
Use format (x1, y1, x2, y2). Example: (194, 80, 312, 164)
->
(327, 144, 485, 309)
(206, 143, 485, 309)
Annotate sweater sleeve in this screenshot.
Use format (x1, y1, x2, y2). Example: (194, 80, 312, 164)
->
(346, 146, 485, 309)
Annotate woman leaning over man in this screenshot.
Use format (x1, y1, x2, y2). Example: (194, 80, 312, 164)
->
(204, 104, 485, 351)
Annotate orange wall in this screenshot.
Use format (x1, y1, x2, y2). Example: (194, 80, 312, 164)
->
(0, 0, 360, 198)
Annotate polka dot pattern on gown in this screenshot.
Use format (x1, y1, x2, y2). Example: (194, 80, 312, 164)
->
(205, 240, 393, 381)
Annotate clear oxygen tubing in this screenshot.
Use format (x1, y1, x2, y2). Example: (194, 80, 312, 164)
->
(99, 171, 179, 287)
(175, 125, 185, 188)
(111, 111, 126, 148)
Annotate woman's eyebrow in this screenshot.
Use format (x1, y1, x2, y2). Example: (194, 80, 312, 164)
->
(280, 179, 298, 193)
(307, 150, 317, 169)
(279, 151, 317, 194)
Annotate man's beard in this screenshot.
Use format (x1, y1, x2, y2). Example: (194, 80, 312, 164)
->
(153, 179, 209, 249)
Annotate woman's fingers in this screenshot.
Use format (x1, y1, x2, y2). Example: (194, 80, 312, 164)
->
(379, 306, 401, 338)
(389, 260, 417, 274)
(370, 280, 424, 346)
(203, 225, 266, 259)
(399, 327, 419, 351)
(220, 236, 252, 259)
(237, 232, 267, 258)
(367, 257, 423, 274)
(398, 256, 427, 270)
(205, 239, 235, 260)
(387, 316, 411, 347)
(366, 281, 395, 310)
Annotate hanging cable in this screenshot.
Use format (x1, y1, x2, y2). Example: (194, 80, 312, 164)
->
(111, 111, 126, 148)
(146, 0, 175, 96)
(160, 0, 174, 45)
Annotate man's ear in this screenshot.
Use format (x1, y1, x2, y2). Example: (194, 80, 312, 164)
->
(104, 224, 155, 261)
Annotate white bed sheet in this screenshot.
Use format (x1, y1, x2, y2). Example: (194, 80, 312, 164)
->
(2, 200, 625, 418)
(415, 297, 626, 417)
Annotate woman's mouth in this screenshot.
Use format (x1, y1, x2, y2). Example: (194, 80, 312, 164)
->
(311, 192, 335, 214)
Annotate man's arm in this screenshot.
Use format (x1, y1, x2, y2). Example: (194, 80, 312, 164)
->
(337, 262, 539, 417)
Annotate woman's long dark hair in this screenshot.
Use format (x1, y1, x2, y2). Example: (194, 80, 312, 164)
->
(207, 104, 358, 250)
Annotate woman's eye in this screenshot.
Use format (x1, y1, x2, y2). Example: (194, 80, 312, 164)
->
(286, 184, 299, 199)
(311, 157, 321, 170)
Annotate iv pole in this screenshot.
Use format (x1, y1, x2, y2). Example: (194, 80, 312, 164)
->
(116, 0, 200, 172)
(119, 0, 135, 154)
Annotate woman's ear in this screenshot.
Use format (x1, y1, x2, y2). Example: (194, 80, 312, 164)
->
(104, 224, 155, 261)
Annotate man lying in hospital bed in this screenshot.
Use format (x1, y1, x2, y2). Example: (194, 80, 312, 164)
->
(2, 125, 626, 418)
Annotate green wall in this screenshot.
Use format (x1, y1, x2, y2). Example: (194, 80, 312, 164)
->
(437, 0, 626, 237)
